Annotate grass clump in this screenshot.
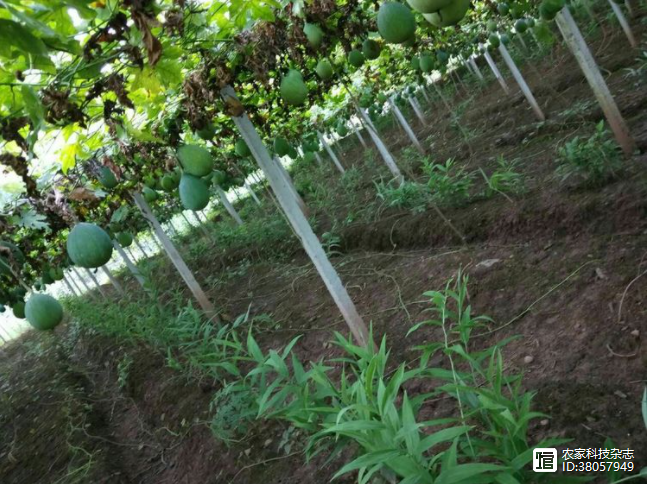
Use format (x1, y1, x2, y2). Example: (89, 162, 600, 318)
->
(555, 121, 623, 185)
(423, 158, 474, 206)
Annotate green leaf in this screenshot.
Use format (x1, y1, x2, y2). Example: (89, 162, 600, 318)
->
(416, 425, 472, 454)
(400, 393, 420, 454)
(333, 450, 400, 479)
(155, 58, 183, 87)
(21, 85, 44, 130)
(14, 206, 49, 230)
(246, 330, 264, 362)
(0, 19, 48, 57)
(494, 473, 520, 484)
(436, 463, 507, 484)
(130, 66, 162, 95)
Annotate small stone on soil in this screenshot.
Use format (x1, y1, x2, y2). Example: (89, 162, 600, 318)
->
(524, 355, 534, 364)
(614, 390, 628, 399)
(540, 419, 549, 426)
(631, 329, 640, 337)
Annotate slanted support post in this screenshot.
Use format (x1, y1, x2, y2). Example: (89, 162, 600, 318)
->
(113, 242, 145, 288)
(274, 156, 309, 217)
(497, 43, 545, 121)
(71, 266, 94, 295)
(134, 238, 149, 259)
(85, 268, 107, 297)
(352, 122, 368, 149)
(469, 57, 484, 81)
(221, 85, 371, 347)
(192, 210, 214, 238)
(357, 107, 403, 182)
(484, 49, 510, 94)
(407, 96, 427, 126)
(149, 230, 163, 252)
(100, 266, 124, 295)
(245, 181, 261, 205)
(318, 131, 345, 174)
(63, 274, 79, 296)
(181, 212, 194, 230)
(133, 193, 216, 314)
(420, 86, 432, 103)
(215, 186, 244, 225)
(389, 96, 426, 155)
(555, 7, 636, 157)
(608, 0, 636, 47)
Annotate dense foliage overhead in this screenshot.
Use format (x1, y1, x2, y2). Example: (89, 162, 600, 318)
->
(0, 0, 548, 320)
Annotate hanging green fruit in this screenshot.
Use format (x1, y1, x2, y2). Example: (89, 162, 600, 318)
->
(303, 23, 324, 48)
(25, 294, 64, 331)
(179, 174, 210, 211)
(419, 54, 435, 73)
(280, 70, 308, 106)
(98, 166, 118, 189)
(362, 39, 382, 60)
(377, 2, 416, 44)
(235, 139, 251, 157)
(348, 50, 365, 68)
(316, 59, 334, 80)
(67, 223, 114, 268)
(177, 145, 214, 177)
(274, 137, 291, 157)
(406, 0, 454, 13)
(423, 0, 471, 27)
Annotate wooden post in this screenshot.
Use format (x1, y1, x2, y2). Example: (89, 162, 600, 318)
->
(100, 266, 124, 295)
(134, 238, 149, 259)
(215, 186, 244, 225)
(516, 34, 529, 54)
(607, 0, 637, 47)
(126, 246, 138, 262)
(63, 274, 79, 296)
(191, 210, 214, 239)
(389, 96, 426, 155)
(133, 193, 216, 314)
(181, 212, 194, 230)
(71, 266, 93, 294)
(85, 268, 107, 298)
(484, 49, 510, 94)
(67, 272, 83, 295)
(245, 181, 261, 205)
(220, 85, 371, 347)
(274, 156, 309, 217)
(469, 57, 484, 81)
(149, 230, 163, 252)
(169, 219, 181, 237)
(391, 109, 406, 133)
(555, 7, 636, 156)
(419, 86, 432, 103)
(318, 132, 345, 174)
(497, 43, 545, 121)
(407, 96, 427, 126)
(352, 122, 368, 149)
(357, 107, 403, 182)
(113, 241, 146, 288)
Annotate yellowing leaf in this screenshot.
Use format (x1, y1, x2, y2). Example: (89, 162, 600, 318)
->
(59, 142, 84, 173)
(130, 66, 162, 96)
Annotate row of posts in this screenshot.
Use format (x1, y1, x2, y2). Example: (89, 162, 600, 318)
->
(57, 5, 638, 350)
